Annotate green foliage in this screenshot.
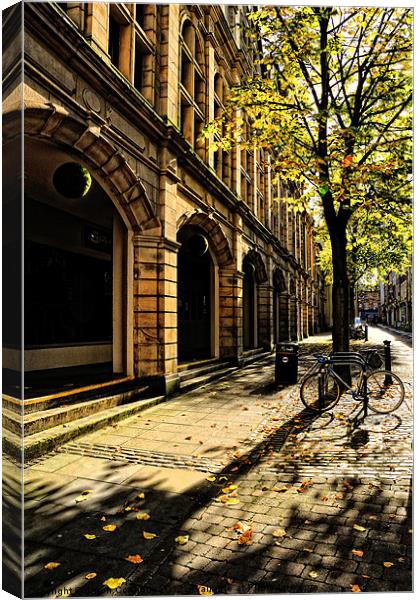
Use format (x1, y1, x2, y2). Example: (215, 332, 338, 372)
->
(204, 7, 412, 286)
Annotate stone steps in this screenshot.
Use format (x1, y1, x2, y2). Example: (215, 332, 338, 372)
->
(4, 393, 165, 461)
(179, 366, 238, 393)
(241, 349, 273, 367)
(3, 385, 149, 437)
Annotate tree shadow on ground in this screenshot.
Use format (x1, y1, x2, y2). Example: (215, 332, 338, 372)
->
(14, 337, 412, 596)
(19, 393, 412, 597)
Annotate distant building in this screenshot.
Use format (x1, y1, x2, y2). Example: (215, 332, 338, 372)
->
(357, 288, 380, 322)
(379, 269, 412, 331)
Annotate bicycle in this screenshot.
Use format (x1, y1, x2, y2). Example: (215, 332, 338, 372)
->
(299, 350, 404, 416)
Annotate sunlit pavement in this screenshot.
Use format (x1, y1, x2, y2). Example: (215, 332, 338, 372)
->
(10, 326, 411, 596)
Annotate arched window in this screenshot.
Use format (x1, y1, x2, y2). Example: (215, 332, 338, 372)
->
(179, 19, 205, 158)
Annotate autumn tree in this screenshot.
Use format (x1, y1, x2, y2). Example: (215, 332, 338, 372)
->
(205, 7, 412, 352)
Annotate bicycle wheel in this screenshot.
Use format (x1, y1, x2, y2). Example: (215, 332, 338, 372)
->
(300, 371, 341, 413)
(366, 370, 405, 414)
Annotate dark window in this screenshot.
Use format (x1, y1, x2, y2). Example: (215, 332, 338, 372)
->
(108, 16, 120, 67)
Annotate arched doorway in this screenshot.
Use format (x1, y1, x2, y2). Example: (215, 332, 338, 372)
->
(243, 257, 257, 350)
(22, 139, 128, 387)
(177, 226, 214, 362)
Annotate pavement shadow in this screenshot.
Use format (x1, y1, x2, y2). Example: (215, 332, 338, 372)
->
(18, 337, 412, 597)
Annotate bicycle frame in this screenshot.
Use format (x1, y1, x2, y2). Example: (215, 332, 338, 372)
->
(315, 352, 370, 418)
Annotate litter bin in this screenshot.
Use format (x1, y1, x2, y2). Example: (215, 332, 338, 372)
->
(275, 343, 299, 385)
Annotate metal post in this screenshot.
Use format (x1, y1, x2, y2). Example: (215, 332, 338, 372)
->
(364, 324, 368, 341)
(383, 340, 392, 384)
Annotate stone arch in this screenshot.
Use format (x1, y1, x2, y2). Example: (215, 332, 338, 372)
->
(3, 101, 161, 233)
(177, 210, 233, 267)
(243, 249, 268, 284)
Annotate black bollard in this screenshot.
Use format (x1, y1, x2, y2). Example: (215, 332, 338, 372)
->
(383, 340, 392, 384)
(364, 324, 368, 342)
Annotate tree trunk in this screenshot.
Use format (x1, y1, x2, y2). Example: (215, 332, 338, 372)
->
(330, 222, 350, 354)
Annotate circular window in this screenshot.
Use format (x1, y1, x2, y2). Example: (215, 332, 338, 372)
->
(186, 234, 209, 257)
(53, 162, 92, 198)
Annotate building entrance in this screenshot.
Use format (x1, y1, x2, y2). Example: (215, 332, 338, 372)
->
(178, 227, 212, 362)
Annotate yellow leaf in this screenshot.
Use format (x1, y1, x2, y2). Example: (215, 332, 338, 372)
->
(84, 534, 96, 540)
(197, 585, 214, 596)
(383, 562, 394, 568)
(143, 531, 157, 540)
(125, 554, 143, 564)
(351, 584, 361, 592)
(137, 492, 145, 499)
(352, 549, 364, 557)
(103, 524, 117, 532)
(272, 528, 287, 538)
(273, 486, 289, 493)
(206, 476, 216, 482)
(303, 548, 314, 553)
(100, 516, 106, 522)
(309, 571, 318, 578)
(225, 498, 240, 505)
(44, 562, 60, 570)
(81, 489, 93, 495)
(85, 572, 97, 580)
(227, 484, 237, 491)
(136, 513, 151, 520)
(353, 524, 366, 532)
(75, 495, 89, 503)
(175, 535, 189, 545)
(103, 577, 126, 590)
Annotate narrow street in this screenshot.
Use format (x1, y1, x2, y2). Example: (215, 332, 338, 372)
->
(16, 326, 412, 596)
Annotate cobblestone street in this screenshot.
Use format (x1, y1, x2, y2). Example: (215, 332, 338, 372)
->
(14, 326, 412, 596)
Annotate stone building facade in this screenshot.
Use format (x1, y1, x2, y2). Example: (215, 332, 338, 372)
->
(379, 269, 412, 331)
(3, 3, 325, 396)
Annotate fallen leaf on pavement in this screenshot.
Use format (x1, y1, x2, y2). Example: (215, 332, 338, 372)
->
(84, 534, 96, 540)
(137, 493, 145, 499)
(353, 524, 366, 532)
(351, 584, 361, 593)
(136, 513, 151, 520)
(100, 516, 106, 522)
(398, 557, 406, 563)
(383, 562, 394, 568)
(125, 554, 143, 564)
(368, 515, 377, 521)
(175, 535, 189, 545)
(238, 526, 253, 546)
(272, 486, 288, 493)
(226, 498, 240, 505)
(85, 573, 97, 580)
(143, 531, 157, 539)
(352, 549, 364, 557)
(103, 578, 126, 590)
(44, 562, 60, 570)
(103, 524, 117, 532)
(272, 528, 287, 538)
(303, 548, 314, 553)
(206, 476, 216, 482)
(309, 571, 318, 579)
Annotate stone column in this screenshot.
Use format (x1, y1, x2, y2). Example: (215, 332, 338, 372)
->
(219, 268, 241, 361)
(258, 282, 273, 351)
(133, 234, 180, 395)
